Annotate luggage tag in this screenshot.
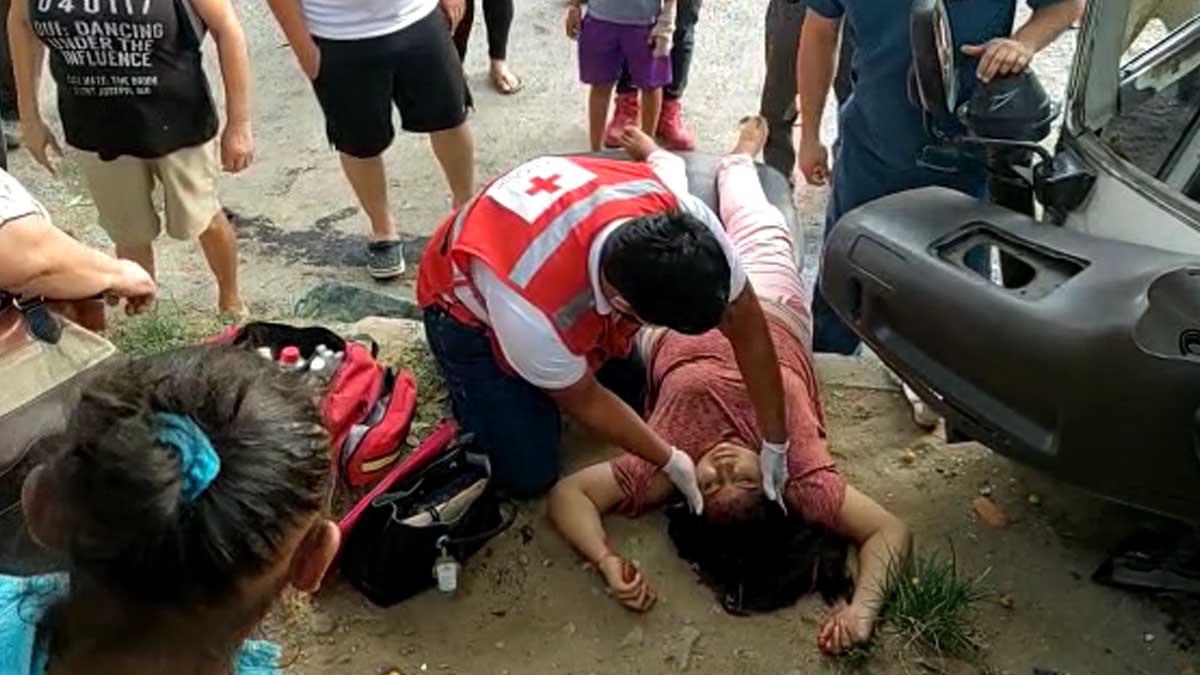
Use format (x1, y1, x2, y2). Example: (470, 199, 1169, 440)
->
(433, 535, 460, 594)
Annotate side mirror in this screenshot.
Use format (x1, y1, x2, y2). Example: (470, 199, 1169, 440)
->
(910, 0, 958, 124)
(961, 71, 1057, 143)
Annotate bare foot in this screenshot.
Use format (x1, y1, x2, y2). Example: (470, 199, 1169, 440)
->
(619, 125, 660, 161)
(732, 115, 769, 157)
(817, 600, 876, 655)
(489, 60, 524, 95)
(218, 298, 250, 324)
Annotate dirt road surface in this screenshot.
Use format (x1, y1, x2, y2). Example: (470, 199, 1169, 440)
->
(10, 1, 1199, 673)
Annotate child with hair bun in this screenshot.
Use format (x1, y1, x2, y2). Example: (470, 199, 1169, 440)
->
(1, 345, 340, 674)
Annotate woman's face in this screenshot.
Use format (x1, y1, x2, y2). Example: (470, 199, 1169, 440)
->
(695, 442, 763, 511)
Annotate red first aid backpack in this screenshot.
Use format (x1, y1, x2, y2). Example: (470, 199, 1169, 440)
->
(214, 321, 417, 488)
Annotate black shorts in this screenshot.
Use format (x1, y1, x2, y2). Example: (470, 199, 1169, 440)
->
(312, 8, 468, 158)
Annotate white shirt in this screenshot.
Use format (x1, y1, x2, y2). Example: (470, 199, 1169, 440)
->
(460, 151, 748, 390)
(0, 169, 48, 228)
(302, 0, 439, 40)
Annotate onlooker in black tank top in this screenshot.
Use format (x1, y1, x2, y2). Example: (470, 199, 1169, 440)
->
(9, 0, 255, 317)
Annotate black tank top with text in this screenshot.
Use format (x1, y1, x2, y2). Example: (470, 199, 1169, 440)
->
(28, 0, 218, 159)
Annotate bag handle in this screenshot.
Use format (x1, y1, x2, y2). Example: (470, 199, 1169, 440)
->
(438, 498, 518, 550)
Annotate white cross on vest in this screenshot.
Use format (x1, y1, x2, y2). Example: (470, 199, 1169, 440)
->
(486, 157, 597, 223)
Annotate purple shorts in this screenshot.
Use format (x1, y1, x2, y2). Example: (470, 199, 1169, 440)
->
(577, 15, 672, 89)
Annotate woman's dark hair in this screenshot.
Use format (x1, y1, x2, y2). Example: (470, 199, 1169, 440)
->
(602, 211, 731, 334)
(43, 345, 330, 606)
(666, 500, 853, 615)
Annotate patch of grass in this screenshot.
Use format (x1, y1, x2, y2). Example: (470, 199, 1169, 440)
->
(109, 304, 224, 357)
(880, 549, 991, 659)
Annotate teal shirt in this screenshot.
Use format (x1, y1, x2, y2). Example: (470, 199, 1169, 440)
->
(0, 574, 282, 675)
(804, 0, 1071, 220)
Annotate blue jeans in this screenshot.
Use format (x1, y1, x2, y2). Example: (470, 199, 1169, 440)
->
(423, 308, 562, 497)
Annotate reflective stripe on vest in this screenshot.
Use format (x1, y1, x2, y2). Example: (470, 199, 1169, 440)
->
(507, 178, 670, 287)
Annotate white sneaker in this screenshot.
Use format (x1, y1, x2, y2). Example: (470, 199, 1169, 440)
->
(888, 368, 942, 431)
(903, 382, 942, 431)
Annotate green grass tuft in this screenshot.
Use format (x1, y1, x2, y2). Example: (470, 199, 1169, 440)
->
(109, 304, 223, 357)
(879, 549, 991, 659)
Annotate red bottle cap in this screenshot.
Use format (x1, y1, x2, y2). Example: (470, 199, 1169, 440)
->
(279, 346, 300, 365)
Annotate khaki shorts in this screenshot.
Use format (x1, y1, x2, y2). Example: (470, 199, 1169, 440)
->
(77, 140, 220, 247)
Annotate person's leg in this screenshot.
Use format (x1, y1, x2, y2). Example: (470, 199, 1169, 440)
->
(429, 124, 475, 208)
(760, 0, 805, 181)
(452, 0, 475, 60)
(394, 10, 475, 209)
(482, 0, 522, 93)
(718, 117, 810, 331)
(196, 211, 244, 315)
(833, 19, 856, 106)
(664, 0, 701, 103)
(0, 0, 16, 122)
(424, 308, 563, 496)
(639, 87, 662, 138)
(590, 83, 615, 150)
(157, 141, 245, 315)
(340, 154, 397, 241)
(810, 203, 863, 355)
(77, 152, 161, 276)
(309, 33, 404, 275)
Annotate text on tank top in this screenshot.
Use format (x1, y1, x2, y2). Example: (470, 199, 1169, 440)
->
(28, 0, 218, 160)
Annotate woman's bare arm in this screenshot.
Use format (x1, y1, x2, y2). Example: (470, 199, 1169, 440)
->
(549, 462, 674, 611)
(819, 485, 912, 653)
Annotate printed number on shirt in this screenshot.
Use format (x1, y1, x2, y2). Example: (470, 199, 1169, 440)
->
(38, 0, 151, 15)
(486, 157, 596, 223)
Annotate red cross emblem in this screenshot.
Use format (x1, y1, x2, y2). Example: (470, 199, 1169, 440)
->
(526, 174, 563, 196)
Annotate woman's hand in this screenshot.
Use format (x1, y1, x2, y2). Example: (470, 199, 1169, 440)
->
(441, 0, 465, 30)
(817, 600, 877, 655)
(598, 555, 657, 612)
(565, 5, 582, 40)
(961, 38, 1034, 83)
(798, 136, 830, 186)
(220, 120, 255, 173)
(108, 260, 157, 315)
(21, 119, 62, 176)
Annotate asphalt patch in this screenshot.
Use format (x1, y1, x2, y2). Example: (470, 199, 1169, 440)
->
(228, 208, 430, 269)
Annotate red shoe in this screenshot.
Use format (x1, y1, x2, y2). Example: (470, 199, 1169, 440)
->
(656, 98, 696, 152)
(604, 92, 641, 148)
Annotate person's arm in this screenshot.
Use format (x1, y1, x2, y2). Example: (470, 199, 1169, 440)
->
(193, 0, 254, 173)
(961, 0, 1085, 82)
(549, 463, 673, 611)
(796, 8, 841, 186)
(0, 215, 156, 310)
(818, 486, 912, 654)
(266, 0, 321, 79)
(8, 0, 61, 174)
(719, 286, 787, 445)
(645, 148, 689, 199)
(650, 0, 677, 57)
(549, 374, 672, 467)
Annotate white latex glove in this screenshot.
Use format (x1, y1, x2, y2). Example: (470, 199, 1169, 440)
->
(761, 440, 789, 508)
(663, 447, 704, 515)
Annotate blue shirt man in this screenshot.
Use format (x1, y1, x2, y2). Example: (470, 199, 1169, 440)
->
(798, 0, 1084, 355)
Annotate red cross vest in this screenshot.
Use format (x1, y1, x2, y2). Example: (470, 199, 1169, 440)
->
(418, 155, 680, 372)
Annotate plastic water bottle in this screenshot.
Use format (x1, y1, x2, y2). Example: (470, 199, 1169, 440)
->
(278, 346, 304, 371)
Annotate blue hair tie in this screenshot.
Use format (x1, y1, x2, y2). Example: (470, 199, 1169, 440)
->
(154, 413, 220, 502)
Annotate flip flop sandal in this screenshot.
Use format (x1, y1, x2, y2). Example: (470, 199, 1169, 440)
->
(491, 71, 525, 95)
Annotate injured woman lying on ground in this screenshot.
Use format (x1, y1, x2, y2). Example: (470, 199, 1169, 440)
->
(548, 118, 912, 655)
